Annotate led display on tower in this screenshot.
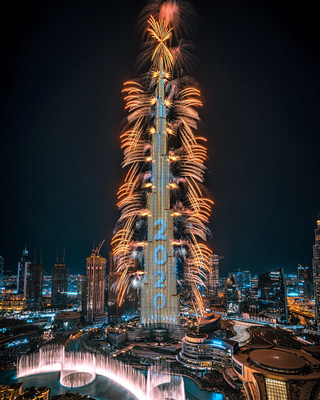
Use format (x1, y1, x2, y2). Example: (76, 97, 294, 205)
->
(140, 59, 179, 325)
(112, 5, 213, 329)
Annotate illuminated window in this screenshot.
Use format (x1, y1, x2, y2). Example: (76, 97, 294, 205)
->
(265, 378, 287, 400)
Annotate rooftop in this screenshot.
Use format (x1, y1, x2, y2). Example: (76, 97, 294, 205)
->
(250, 349, 306, 371)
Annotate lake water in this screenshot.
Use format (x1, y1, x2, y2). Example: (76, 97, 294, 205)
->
(0, 369, 223, 400)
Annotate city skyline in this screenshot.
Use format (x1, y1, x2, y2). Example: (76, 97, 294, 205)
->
(1, 0, 320, 276)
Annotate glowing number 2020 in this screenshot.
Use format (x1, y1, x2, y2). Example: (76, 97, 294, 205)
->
(153, 245, 167, 265)
(154, 219, 166, 240)
(153, 219, 167, 310)
(154, 270, 166, 288)
(153, 293, 166, 309)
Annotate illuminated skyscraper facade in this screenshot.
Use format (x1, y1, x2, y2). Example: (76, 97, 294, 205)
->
(209, 254, 221, 298)
(17, 247, 30, 298)
(51, 262, 68, 309)
(112, 11, 212, 331)
(26, 263, 44, 310)
(297, 264, 313, 301)
(313, 219, 320, 325)
(77, 275, 85, 311)
(258, 268, 288, 323)
(85, 248, 106, 322)
(140, 60, 179, 326)
(224, 274, 241, 313)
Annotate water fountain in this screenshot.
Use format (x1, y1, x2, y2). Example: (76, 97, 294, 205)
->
(17, 345, 185, 400)
(147, 364, 185, 400)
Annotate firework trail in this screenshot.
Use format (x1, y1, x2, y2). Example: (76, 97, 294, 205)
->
(112, 0, 212, 318)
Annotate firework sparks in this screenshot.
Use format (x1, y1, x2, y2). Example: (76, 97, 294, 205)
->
(112, 1, 212, 318)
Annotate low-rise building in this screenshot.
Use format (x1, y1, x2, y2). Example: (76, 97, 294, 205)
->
(0, 295, 25, 311)
(16, 387, 50, 400)
(177, 333, 238, 371)
(54, 311, 81, 331)
(106, 328, 127, 347)
(0, 383, 23, 400)
(232, 346, 320, 400)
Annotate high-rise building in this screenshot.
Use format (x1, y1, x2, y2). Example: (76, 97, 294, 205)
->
(107, 251, 118, 322)
(233, 269, 252, 304)
(258, 268, 288, 323)
(140, 60, 179, 326)
(85, 247, 106, 322)
(51, 261, 68, 309)
(224, 274, 241, 313)
(234, 270, 251, 291)
(297, 264, 313, 301)
(77, 275, 85, 311)
(0, 256, 4, 298)
(113, 14, 212, 332)
(17, 247, 30, 297)
(26, 263, 44, 310)
(206, 254, 221, 298)
(313, 219, 320, 325)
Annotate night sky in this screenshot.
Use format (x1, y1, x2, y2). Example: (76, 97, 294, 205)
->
(1, 0, 319, 276)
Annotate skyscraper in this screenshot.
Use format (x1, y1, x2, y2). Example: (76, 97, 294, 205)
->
(107, 252, 121, 322)
(26, 263, 44, 310)
(234, 270, 251, 291)
(224, 274, 241, 313)
(17, 247, 30, 298)
(51, 259, 68, 309)
(297, 264, 313, 301)
(313, 219, 320, 325)
(85, 246, 106, 322)
(112, 10, 212, 332)
(258, 268, 288, 323)
(0, 256, 4, 298)
(140, 59, 179, 326)
(77, 275, 85, 311)
(205, 254, 221, 298)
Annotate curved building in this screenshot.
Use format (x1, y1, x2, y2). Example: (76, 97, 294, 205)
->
(177, 333, 237, 371)
(232, 346, 320, 400)
(198, 313, 221, 334)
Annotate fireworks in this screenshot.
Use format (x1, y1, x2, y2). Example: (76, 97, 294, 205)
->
(112, 1, 212, 318)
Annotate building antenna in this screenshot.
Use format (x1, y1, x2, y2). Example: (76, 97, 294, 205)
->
(63, 248, 65, 264)
(56, 249, 59, 264)
(96, 239, 105, 255)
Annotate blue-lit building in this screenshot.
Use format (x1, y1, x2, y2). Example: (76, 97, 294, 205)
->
(258, 268, 288, 323)
(297, 264, 313, 301)
(234, 270, 251, 291)
(177, 333, 237, 370)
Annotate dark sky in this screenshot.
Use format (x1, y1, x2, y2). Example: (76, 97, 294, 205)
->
(1, 0, 319, 276)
